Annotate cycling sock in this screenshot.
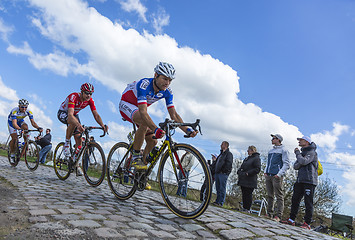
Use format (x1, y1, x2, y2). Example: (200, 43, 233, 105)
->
(64, 139, 70, 147)
(133, 149, 140, 155)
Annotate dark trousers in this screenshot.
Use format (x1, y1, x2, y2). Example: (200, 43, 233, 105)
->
(290, 182, 316, 225)
(241, 186, 254, 210)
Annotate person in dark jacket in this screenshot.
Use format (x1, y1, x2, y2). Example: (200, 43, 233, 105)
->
(35, 128, 52, 164)
(283, 136, 318, 230)
(200, 156, 217, 201)
(237, 145, 261, 211)
(213, 141, 233, 206)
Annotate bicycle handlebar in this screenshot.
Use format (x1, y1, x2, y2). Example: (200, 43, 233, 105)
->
(158, 119, 202, 138)
(23, 129, 43, 137)
(83, 125, 108, 137)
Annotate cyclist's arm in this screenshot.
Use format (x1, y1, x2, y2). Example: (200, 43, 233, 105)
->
(138, 104, 158, 131)
(168, 107, 198, 137)
(30, 118, 41, 129)
(11, 119, 21, 130)
(92, 110, 107, 131)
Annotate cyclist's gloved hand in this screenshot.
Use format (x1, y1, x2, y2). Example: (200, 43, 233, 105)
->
(186, 127, 198, 138)
(38, 127, 43, 132)
(104, 124, 109, 134)
(154, 128, 165, 139)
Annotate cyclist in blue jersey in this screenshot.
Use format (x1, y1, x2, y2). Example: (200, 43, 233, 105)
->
(119, 62, 198, 170)
(7, 99, 42, 162)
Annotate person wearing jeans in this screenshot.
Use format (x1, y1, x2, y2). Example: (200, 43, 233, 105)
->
(213, 141, 233, 207)
(35, 128, 52, 164)
(176, 152, 194, 197)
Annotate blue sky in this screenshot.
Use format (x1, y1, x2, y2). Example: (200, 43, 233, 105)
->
(0, 0, 355, 217)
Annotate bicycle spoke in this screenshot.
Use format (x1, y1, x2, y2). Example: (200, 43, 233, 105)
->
(159, 144, 212, 219)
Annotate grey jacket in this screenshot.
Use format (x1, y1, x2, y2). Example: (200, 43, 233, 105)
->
(294, 142, 318, 186)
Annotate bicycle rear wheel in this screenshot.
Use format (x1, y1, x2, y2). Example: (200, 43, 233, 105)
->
(106, 142, 136, 200)
(82, 142, 106, 187)
(6, 138, 20, 167)
(25, 140, 39, 171)
(53, 142, 71, 180)
(158, 143, 212, 219)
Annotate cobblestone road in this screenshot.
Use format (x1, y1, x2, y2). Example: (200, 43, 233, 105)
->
(0, 156, 337, 239)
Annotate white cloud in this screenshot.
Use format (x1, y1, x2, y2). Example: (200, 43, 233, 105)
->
(0, 76, 18, 102)
(119, 0, 147, 23)
(107, 100, 117, 114)
(6, 0, 303, 153)
(151, 8, 170, 34)
(7, 42, 88, 76)
(311, 122, 349, 152)
(0, 17, 13, 41)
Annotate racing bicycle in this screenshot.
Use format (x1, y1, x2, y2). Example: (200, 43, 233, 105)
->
(53, 126, 107, 187)
(6, 129, 42, 171)
(106, 119, 212, 219)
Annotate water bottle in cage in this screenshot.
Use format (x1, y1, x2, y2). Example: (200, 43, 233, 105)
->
(146, 146, 159, 163)
(18, 141, 25, 150)
(127, 131, 135, 144)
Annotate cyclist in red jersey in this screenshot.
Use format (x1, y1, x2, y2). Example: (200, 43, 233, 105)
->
(58, 83, 108, 174)
(119, 62, 198, 170)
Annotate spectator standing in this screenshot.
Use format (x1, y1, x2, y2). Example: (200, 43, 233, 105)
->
(237, 145, 261, 211)
(200, 155, 217, 201)
(176, 152, 194, 197)
(284, 136, 318, 230)
(213, 141, 233, 207)
(35, 128, 52, 164)
(264, 134, 290, 221)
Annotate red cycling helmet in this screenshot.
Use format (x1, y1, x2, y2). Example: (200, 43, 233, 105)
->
(81, 83, 94, 93)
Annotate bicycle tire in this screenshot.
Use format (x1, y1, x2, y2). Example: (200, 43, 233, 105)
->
(24, 140, 40, 171)
(106, 142, 137, 200)
(158, 143, 212, 219)
(82, 142, 106, 187)
(7, 138, 20, 167)
(53, 142, 71, 180)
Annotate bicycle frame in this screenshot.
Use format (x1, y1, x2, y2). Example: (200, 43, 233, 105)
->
(121, 123, 194, 184)
(69, 126, 104, 166)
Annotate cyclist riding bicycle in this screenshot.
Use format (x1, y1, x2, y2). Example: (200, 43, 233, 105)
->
(58, 83, 108, 175)
(119, 62, 198, 170)
(7, 99, 43, 162)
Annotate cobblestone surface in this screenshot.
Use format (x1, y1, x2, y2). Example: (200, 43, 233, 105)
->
(0, 156, 337, 239)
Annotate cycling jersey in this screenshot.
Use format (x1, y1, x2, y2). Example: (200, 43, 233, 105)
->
(7, 107, 34, 128)
(59, 92, 96, 115)
(121, 78, 174, 108)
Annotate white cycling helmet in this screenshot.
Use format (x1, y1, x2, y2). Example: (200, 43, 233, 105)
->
(154, 62, 176, 79)
(18, 99, 29, 106)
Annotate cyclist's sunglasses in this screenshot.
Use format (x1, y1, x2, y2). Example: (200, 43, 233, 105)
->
(20, 106, 28, 108)
(83, 91, 93, 95)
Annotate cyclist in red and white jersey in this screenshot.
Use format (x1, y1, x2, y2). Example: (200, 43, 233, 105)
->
(7, 99, 42, 162)
(119, 62, 198, 170)
(58, 83, 108, 167)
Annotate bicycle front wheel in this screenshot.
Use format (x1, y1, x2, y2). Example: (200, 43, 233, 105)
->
(82, 142, 106, 187)
(7, 138, 20, 167)
(158, 143, 212, 219)
(25, 140, 39, 171)
(53, 142, 71, 180)
(106, 142, 136, 200)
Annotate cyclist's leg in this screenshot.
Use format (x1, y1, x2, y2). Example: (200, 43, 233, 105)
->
(143, 133, 157, 162)
(9, 133, 17, 155)
(20, 123, 28, 156)
(119, 100, 148, 169)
